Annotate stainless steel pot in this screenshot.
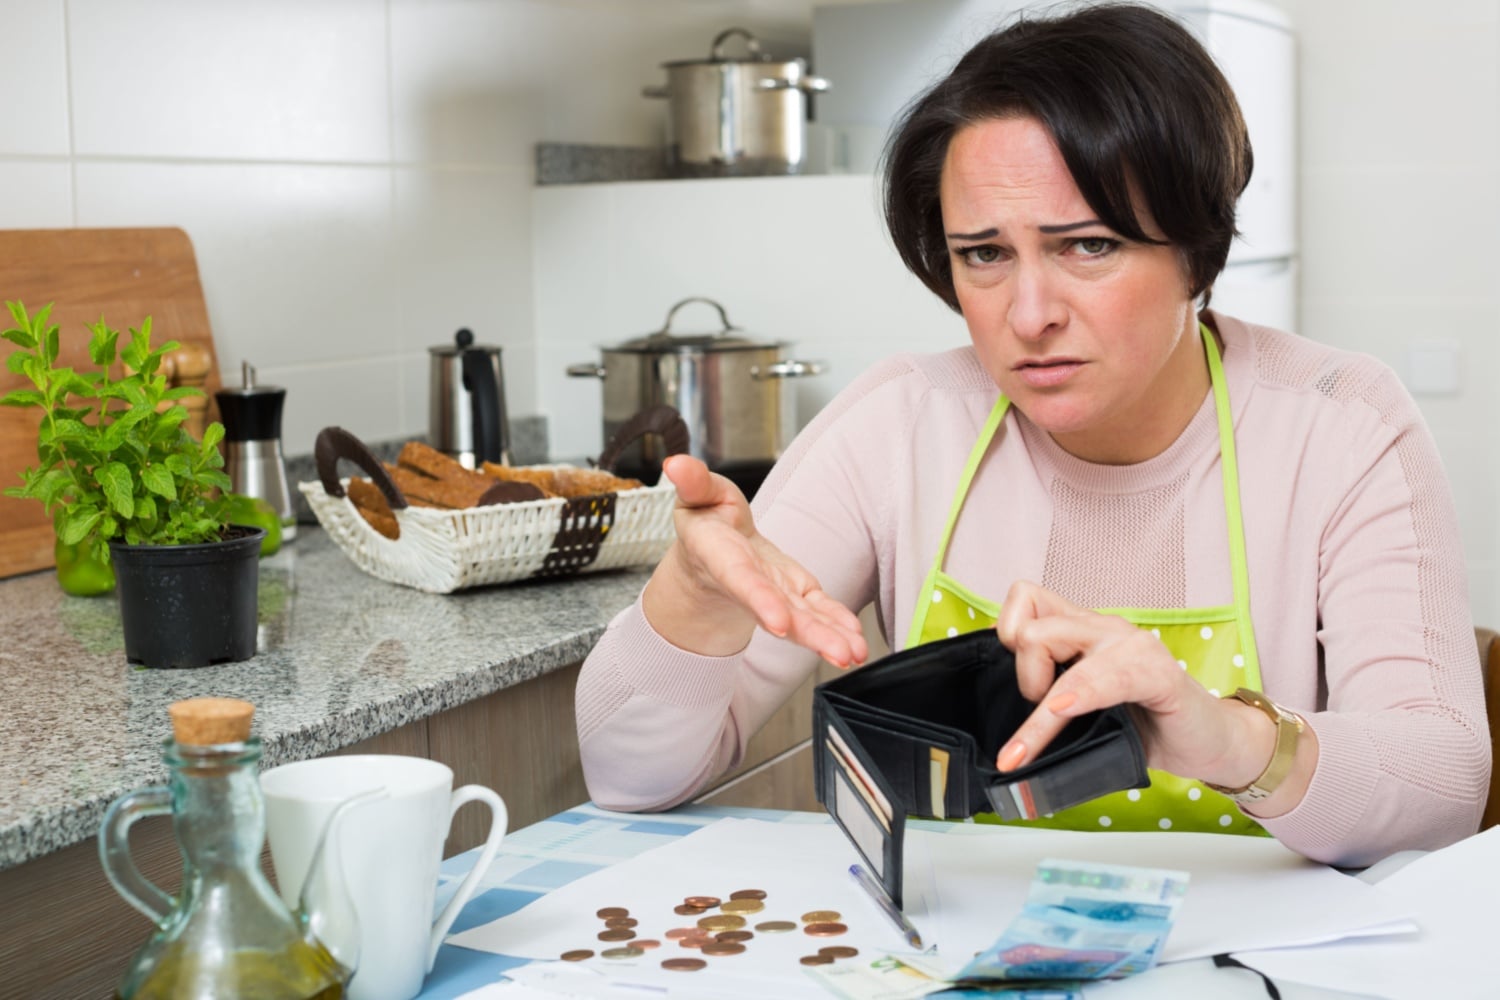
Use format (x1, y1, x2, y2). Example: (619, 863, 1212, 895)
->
(567, 297, 824, 482)
(643, 27, 829, 177)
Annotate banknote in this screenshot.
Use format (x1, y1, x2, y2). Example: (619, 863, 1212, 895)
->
(954, 859, 1189, 984)
(804, 952, 1082, 1000)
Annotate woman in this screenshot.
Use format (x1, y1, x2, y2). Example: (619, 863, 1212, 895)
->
(575, 2, 1489, 867)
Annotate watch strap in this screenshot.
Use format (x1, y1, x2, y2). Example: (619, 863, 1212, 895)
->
(1203, 688, 1304, 804)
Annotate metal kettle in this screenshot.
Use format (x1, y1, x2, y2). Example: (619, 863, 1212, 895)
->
(429, 328, 510, 469)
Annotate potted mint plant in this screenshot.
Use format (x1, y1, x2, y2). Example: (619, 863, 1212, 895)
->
(2, 300, 264, 668)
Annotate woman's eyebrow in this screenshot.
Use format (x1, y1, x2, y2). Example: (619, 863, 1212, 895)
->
(946, 227, 999, 241)
(945, 219, 1105, 241)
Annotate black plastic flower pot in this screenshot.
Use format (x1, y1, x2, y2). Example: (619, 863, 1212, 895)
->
(109, 525, 266, 669)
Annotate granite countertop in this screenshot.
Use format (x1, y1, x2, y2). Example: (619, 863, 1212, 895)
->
(0, 528, 651, 872)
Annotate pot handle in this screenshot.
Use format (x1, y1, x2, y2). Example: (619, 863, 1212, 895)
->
(567, 363, 607, 379)
(751, 359, 826, 380)
(314, 426, 409, 510)
(755, 75, 831, 94)
(661, 296, 735, 337)
(711, 26, 765, 61)
(596, 405, 692, 474)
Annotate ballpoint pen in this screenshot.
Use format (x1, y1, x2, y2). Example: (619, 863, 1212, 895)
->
(848, 862, 924, 950)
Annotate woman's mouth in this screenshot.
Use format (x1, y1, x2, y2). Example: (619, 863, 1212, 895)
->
(1014, 358, 1084, 389)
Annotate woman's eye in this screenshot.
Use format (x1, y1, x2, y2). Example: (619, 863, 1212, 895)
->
(961, 245, 1003, 265)
(1073, 237, 1118, 257)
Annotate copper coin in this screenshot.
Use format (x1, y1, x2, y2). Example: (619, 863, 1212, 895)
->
(720, 898, 765, 915)
(598, 928, 637, 942)
(605, 917, 638, 929)
(755, 920, 797, 933)
(633, 939, 662, 950)
(601, 946, 644, 960)
(819, 946, 860, 959)
(673, 903, 708, 915)
(801, 910, 842, 924)
(701, 942, 746, 956)
(661, 958, 707, 972)
(729, 889, 767, 900)
(596, 907, 629, 919)
(804, 922, 848, 937)
(677, 937, 706, 950)
(560, 949, 594, 961)
(799, 954, 834, 966)
(716, 930, 754, 943)
(684, 895, 722, 908)
(664, 928, 694, 940)
(697, 914, 746, 931)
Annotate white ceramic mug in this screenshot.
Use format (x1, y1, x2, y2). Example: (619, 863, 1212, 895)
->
(261, 755, 507, 1000)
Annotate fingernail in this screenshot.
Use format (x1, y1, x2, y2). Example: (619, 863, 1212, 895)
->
(1047, 692, 1077, 714)
(997, 741, 1026, 772)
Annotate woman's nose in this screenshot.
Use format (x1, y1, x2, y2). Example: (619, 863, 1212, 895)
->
(1007, 263, 1067, 340)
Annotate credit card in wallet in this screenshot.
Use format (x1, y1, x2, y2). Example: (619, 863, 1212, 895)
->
(929, 746, 950, 819)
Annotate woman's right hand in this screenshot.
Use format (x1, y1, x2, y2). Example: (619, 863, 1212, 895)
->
(641, 454, 868, 667)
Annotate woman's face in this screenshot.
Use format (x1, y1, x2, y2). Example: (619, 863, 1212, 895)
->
(939, 116, 1205, 464)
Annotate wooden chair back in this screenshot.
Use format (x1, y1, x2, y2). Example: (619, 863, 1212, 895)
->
(1478, 626, 1500, 831)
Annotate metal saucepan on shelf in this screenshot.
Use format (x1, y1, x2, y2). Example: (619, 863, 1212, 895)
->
(567, 297, 824, 491)
(643, 27, 830, 177)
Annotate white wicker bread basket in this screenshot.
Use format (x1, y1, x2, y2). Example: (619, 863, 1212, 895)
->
(302, 414, 684, 593)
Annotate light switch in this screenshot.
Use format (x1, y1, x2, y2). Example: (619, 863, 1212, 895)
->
(1405, 340, 1461, 396)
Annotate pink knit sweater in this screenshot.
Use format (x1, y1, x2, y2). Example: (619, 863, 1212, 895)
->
(575, 312, 1490, 867)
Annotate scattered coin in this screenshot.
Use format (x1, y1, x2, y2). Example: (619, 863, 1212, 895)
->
(598, 928, 637, 942)
(633, 939, 662, 950)
(673, 903, 708, 915)
(664, 928, 694, 940)
(755, 920, 797, 933)
(715, 930, 754, 943)
(697, 914, 746, 931)
(596, 907, 629, 919)
(801, 910, 842, 924)
(819, 946, 859, 959)
(604, 917, 638, 929)
(804, 922, 849, 937)
(661, 958, 708, 972)
(799, 954, 834, 966)
(721, 898, 765, 915)
(601, 946, 644, 960)
(560, 949, 594, 962)
(685, 895, 722, 908)
(729, 889, 767, 900)
(701, 942, 746, 956)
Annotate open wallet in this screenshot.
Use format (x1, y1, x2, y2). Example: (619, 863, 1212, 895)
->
(812, 629, 1149, 908)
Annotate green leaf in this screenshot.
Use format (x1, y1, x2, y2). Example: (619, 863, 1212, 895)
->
(164, 454, 189, 475)
(96, 462, 135, 519)
(57, 508, 102, 546)
(6, 350, 31, 377)
(200, 422, 225, 450)
(1, 325, 36, 350)
(140, 463, 176, 500)
(133, 495, 156, 525)
(43, 323, 60, 367)
(120, 326, 149, 372)
(88, 322, 120, 367)
(0, 389, 45, 408)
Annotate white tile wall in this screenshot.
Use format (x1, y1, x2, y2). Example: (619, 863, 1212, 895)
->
(0, 0, 69, 155)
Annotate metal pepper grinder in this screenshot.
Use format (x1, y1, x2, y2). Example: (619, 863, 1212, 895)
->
(215, 361, 297, 541)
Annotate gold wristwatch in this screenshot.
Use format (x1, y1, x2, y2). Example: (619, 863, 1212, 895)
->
(1203, 688, 1305, 804)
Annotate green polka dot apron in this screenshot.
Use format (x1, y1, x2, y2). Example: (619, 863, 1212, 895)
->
(905, 323, 1267, 836)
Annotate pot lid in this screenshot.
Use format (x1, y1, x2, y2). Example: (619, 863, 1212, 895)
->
(612, 297, 784, 353)
(660, 26, 780, 68)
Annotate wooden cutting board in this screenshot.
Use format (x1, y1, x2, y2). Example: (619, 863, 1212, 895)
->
(0, 228, 222, 580)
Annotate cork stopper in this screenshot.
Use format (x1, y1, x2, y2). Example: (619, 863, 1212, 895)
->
(168, 697, 254, 746)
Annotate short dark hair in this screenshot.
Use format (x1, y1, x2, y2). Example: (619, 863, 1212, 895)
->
(882, 2, 1253, 312)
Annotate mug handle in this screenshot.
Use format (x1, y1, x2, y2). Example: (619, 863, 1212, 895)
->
(427, 785, 508, 970)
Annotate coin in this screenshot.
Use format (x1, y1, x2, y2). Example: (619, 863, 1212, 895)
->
(720, 899, 765, 915)
(633, 939, 662, 950)
(598, 928, 637, 941)
(799, 954, 834, 966)
(819, 946, 859, 959)
(729, 889, 767, 900)
(596, 907, 629, 919)
(685, 895, 722, 908)
(661, 958, 707, 972)
(664, 928, 694, 940)
(701, 942, 746, 956)
(605, 917, 638, 929)
(804, 922, 848, 937)
(601, 946, 644, 959)
(716, 930, 754, 943)
(755, 920, 797, 933)
(673, 903, 708, 915)
(801, 910, 842, 924)
(697, 914, 746, 931)
(560, 949, 594, 961)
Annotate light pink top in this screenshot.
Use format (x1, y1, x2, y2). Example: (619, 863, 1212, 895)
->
(575, 312, 1491, 867)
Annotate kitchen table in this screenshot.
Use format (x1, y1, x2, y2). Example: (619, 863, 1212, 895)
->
(418, 803, 1389, 1000)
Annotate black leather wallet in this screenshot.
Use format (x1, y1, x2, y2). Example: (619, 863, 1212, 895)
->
(812, 629, 1149, 908)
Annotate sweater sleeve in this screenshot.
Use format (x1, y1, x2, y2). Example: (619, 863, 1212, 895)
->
(574, 360, 905, 811)
(1255, 362, 1490, 866)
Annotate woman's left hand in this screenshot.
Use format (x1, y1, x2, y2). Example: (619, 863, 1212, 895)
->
(993, 580, 1262, 785)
